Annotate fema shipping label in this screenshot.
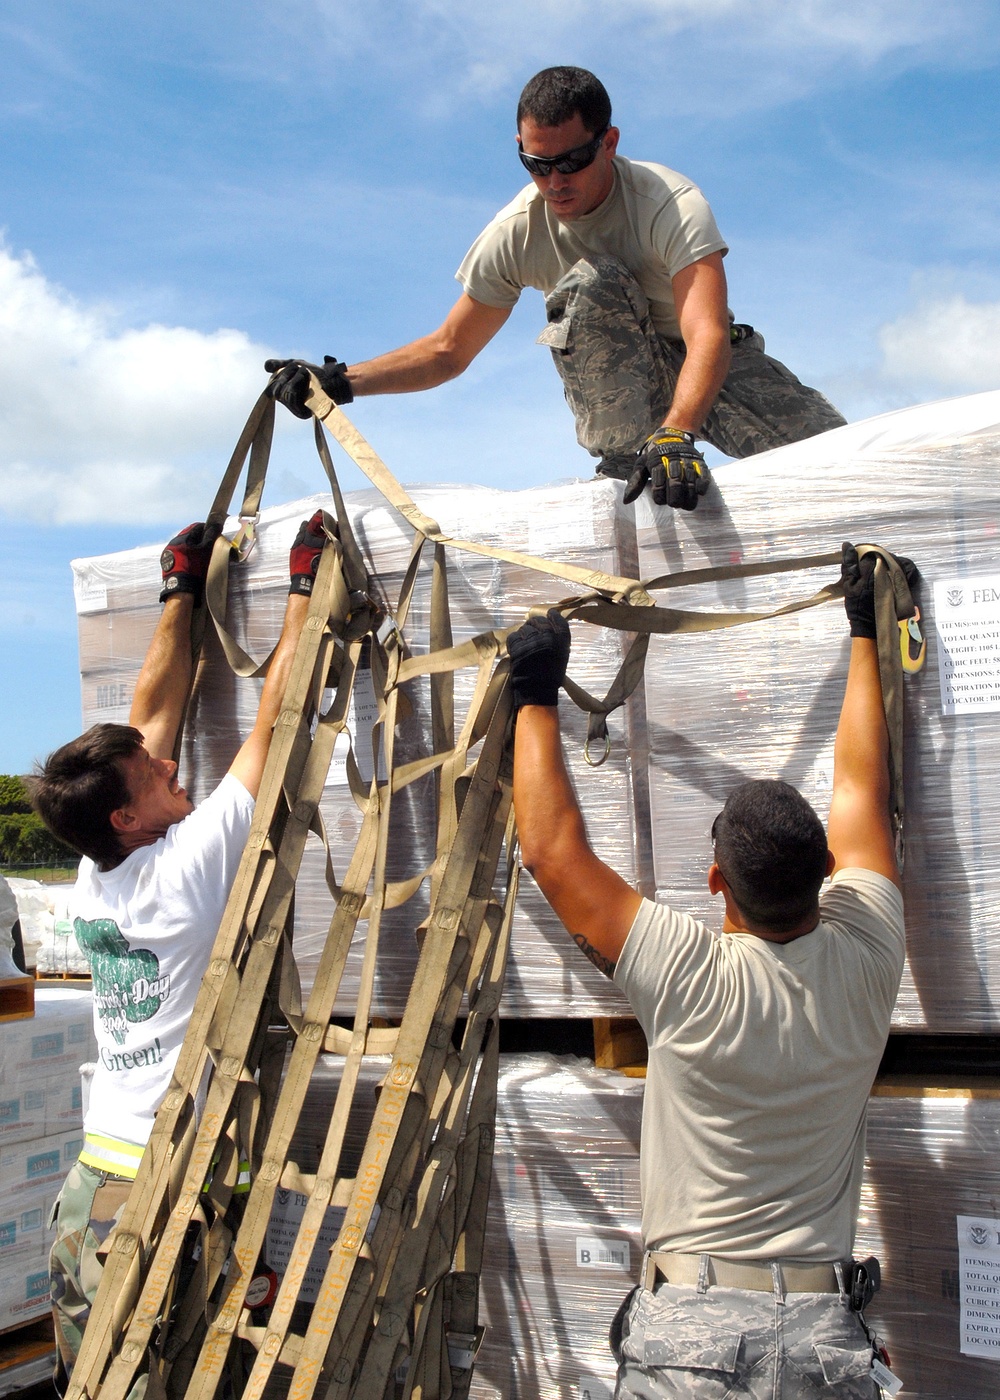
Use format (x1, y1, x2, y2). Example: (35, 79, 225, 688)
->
(957, 1214, 1000, 1356)
(933, 575, 1000, 715)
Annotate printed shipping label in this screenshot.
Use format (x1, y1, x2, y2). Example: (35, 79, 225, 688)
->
(322, 665, 386, 787)
(957, 1214, 1000, 1356)
(933, 575, 1000, 715)
(575, 1236, 630, 1272)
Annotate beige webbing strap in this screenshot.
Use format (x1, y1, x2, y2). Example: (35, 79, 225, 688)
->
(858, 543, 917, 868)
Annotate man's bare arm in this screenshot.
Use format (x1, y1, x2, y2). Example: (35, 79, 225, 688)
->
(513, 705, 642, 976)
(228, 593, 310, 801)
(826, 637, 900, 887)
(346, 293, 511, 396)
(129, 595, 195, 761)
(661, 253, 731, 435)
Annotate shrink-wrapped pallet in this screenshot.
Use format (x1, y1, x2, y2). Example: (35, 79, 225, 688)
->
(472, 1055, 643, 1400)
(634, 390, 1000, 1031)
(72, 480, 645, 1017)
(0, 986, 94, 1329)
(473, 1058, 1000, 1400)
(857, 1083, 1000, 1400)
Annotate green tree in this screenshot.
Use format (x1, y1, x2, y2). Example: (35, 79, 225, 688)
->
(0, 775, 76, 868)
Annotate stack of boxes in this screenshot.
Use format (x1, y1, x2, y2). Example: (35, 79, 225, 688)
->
(0, 986, 95, 1331)
(69, 389, 1000, 1396)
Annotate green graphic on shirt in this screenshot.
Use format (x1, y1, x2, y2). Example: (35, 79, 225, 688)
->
(73, 917, 169, 1046)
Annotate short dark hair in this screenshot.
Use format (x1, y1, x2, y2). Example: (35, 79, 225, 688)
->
(516, 67, 612, 136)
(26, 724, 144, 867)
(712, 780, 829, 934)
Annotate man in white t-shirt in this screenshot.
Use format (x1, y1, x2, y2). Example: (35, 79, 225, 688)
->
(264, 66, 844, 511)
(507, 543, 916, 1398)
(29, 512, 329, 1381)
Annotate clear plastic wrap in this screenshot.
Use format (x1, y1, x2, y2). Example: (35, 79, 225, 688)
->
(857, 1086, 1000, 1399)
(72, 392, 1000, 1028)
(635, 392, 1000, 1031)
(72, 480, 646, 1017)
(472, 1055, 644, 1399)
(473, 1057, 1000, 1400)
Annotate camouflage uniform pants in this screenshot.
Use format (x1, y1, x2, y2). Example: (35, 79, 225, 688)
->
(537, 255, 846, 464)
(49, 1158, 134, 1389)
(611, 1282, 879, 1398)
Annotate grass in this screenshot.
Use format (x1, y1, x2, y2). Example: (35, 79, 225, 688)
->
(2, 864, 78, 883)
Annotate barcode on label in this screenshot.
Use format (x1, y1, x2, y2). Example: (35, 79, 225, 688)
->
(576, 1236, 630, 1271)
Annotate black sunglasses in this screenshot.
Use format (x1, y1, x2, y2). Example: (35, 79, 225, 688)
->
(517, 125, 610, 178)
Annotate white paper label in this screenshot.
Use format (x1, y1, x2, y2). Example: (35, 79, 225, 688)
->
(933, 575, 1000, 715)
(957, 1214, 1000, 1356)
(870, 1357, 903, 1396)
(266, 1192, 379, 1302)
(575, 1236, 630, 1272)
(73, 573, 108, 615)
(578, 1380, 614, 1400)
(323, 665, 385, 787)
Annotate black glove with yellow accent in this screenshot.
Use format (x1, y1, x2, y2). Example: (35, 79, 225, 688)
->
(264, 356, 354, 420)
(507, 610, 571, 709)
(159, 522, 221, 605)
(841, 542, 920, 639)
(622, 428, 711, 510)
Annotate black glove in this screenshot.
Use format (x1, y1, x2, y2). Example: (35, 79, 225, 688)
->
(622, 429, 710, 510)
(289, 511, 331, 596)
(841, 542, 920, 639)
(159, 522, 221, 604)
(264, 356, 354, 419)
(507, 610, 571, 709)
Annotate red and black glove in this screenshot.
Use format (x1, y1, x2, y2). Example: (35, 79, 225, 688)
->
(264, 357, 354, 419)
(289, 511, 331, 596)
(507, 610, 571, 709)
(841, 542, 920, 638)
(159, 522, 221, 604)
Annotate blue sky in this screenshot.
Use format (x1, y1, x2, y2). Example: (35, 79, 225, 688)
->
(2, 0, 999, 773)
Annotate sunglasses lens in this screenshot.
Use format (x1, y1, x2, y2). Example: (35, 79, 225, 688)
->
(518, 129, 605, 178)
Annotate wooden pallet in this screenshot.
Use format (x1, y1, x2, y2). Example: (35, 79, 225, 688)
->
(0, 1314, 56, 1378)
(593, 1016, 647, 1074)
(0, 974, 34, 1022)
(35, 970, 92, 983)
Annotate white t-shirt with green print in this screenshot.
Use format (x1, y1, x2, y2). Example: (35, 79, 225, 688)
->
(72, 774, 255, 1148)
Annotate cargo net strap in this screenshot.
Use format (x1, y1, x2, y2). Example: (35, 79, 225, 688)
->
(67, 381, 914, 1400)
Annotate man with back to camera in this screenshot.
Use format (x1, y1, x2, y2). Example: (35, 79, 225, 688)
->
(505, 543, 912, 1398)
(265, 66, 845, 512)
(28, 512, 330, 1383)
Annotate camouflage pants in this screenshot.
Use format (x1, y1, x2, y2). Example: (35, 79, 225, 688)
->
(537, 255, 846, 463)
(49, 1158, 135, 1389)
(611, 1282, 879, 1398)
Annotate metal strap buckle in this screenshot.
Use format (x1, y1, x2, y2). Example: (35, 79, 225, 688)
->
(232, 513, 261, 563)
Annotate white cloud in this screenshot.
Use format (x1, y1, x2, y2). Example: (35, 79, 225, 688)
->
(879, 295, 1000, 393)
(0, 245, 278, 524)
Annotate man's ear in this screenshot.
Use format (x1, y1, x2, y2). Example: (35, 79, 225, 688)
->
(826, 849, 836, 877)
(109, 805, 136, 835)
(708, 862, 725, 897)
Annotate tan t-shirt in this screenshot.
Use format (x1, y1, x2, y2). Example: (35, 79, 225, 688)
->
(455, 156, 728, 342)
(614, 869, 905, 1261)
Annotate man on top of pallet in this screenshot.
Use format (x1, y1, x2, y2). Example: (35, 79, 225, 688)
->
(507, 544, 911, 1398)
(265, 65, 845, 512)
(28, 514, 328, 1384)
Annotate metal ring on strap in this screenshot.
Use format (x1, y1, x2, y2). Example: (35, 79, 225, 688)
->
(584, 732, 612, 767)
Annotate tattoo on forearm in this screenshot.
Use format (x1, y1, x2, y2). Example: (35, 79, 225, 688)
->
(572, 932, 617, 980)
